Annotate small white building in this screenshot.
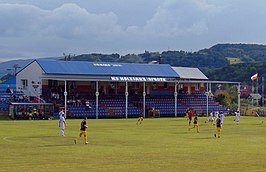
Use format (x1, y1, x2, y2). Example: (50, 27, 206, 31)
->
(16, 60, 43, 98)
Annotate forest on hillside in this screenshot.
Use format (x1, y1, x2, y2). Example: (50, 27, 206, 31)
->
(204, 62, 266, 84)
(66, 43, 266, 84)
(69, 43, 266, 67)
(2, 43, 266, 84)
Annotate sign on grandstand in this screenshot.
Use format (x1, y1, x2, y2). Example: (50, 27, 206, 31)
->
(110, 76, 167, 82)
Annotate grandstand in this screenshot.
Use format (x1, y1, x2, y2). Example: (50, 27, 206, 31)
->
(0, 59, 239, 119)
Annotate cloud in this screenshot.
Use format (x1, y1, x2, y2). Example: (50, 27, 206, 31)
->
(123, 0, 220, 51)
(0, 3, 124, 38)
(142, 0, 213, 37)
(1, 0, 266, 59)
(0, 3, 124, 57)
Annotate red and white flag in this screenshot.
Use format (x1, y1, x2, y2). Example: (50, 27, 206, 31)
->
(251, 73, 258, 81)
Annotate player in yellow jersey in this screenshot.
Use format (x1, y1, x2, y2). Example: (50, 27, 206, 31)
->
(136, 114, 144, 125)
(214, 115, 222, 138)
(74, 117, 89, 144)
(189, 114, 199, 133)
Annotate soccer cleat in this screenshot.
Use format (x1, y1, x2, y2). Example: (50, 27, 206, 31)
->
(218, 136, 220, 138)
(214, 134, 216, 137)
(74, 139, 77, 144)
(85, 142, 89, 144)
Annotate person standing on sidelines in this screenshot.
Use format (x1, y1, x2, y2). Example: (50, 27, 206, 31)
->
(214, 114, 222, 138)
(235, 110, 240, 124)
(58, 109, 66, 136)
(74, 117, 89, 144)
(85, 100, 92, 110)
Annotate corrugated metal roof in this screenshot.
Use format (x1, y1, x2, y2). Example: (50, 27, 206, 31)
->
(0, 77, 16, 92)
(171, 67, 208, 80)
(36, 60, 179, 78)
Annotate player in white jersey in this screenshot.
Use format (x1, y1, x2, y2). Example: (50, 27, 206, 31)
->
(58, 109, 66, 136)
(235, 111, 240, 124)
(213, 111, 219, 125)
(205, 111, 214, 124)
(59, 108, 65, 118)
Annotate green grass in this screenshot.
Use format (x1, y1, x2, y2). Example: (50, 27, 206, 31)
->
(0, 116, 266, 172)
(226, 57, 243, 65)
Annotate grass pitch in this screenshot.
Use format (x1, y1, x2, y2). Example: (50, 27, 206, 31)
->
(0, 116, 266, 172)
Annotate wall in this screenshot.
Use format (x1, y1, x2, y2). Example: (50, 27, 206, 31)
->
(16, 61, 43, 98)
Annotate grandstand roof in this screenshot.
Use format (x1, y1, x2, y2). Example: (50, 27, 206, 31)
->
(0, 77, 16, 92)
(171, 67, 208, 80)
(35, 59, 179, 78)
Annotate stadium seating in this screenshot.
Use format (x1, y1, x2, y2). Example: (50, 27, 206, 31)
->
(64, 92, 227, 118)
(0, 91, 28, 111)
(66, 98, 142, 118)
(0, 89, 227, 119)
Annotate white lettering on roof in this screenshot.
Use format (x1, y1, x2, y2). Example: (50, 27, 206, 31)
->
(93, 63, 122, 67)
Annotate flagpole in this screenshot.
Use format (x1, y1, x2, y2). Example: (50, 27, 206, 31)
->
(252, 80, 254, 106)
(262, 77, 264, 106)
(257, 77, 259, 106)
(251, 73, 258, 107)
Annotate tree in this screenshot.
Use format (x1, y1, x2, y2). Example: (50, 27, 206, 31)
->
(214, 85, 238, 111)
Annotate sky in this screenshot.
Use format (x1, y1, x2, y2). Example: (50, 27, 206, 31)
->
(0, 0, 266, 62)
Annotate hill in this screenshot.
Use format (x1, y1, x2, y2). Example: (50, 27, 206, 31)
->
(0, 57, 60, 79)
(2, 43, 266, 83)
(204, 62, 266, 84)
(0, 59, 33, 78)
(69, 43, 266, 84)
(70, 43, 266, 69)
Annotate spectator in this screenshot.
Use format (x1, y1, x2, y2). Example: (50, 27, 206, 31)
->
(85, 100, 92, 110)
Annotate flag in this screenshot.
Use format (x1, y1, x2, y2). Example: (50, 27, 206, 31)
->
(251, 73, 258, 81)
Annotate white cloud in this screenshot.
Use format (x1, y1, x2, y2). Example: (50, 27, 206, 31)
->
(122, 0, 220, 52)
(0, 0, 266, 59)
(0, 3, 123, 38)
(0, 3, 125, 57)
